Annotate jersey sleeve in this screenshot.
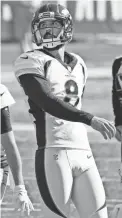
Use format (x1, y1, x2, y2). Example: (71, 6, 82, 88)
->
(0, 84, 15, 109)
(14, 52, 45, 79)
(19, 74, 94, 125)
(1, 107, 12, 134)
(71, 53, 88, 84)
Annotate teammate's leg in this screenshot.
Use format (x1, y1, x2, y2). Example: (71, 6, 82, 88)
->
(35, 148, 73, 218)
(0, 166, 9, 204)
(68, 149, 108, 218)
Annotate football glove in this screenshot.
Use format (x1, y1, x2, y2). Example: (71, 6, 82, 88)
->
(14, 185, 34, 216)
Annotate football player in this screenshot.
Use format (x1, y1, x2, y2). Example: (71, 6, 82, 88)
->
(110, 57, 122, 218)
(112, 57, 122, 143)
(0, 84, 34, 216)
(14, 3, 116, 218)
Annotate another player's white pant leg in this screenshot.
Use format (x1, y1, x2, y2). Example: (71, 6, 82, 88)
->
(111, 204, 122, 218)
(67, 149, 108, 218)
(0, 166, 9, 204)
(35, 148, 73, 218)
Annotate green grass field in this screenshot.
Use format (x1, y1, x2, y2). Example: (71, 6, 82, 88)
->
(1, 41, 122, 218)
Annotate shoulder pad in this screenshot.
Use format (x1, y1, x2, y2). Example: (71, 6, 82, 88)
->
(14, 51, 45, 78)
(0, 84, 7, 95)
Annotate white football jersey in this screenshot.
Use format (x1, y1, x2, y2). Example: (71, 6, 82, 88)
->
(0, 84, 15, 169)
(0, 84, 15, 109)
(14, 49, 90, 150)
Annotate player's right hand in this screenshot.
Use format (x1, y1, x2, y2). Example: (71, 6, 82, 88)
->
(91, 116, 116, 139)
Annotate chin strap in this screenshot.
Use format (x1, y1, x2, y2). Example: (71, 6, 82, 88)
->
(43, 40, 63, 48)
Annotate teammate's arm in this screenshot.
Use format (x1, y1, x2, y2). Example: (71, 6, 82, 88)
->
(1, 106, 34, 215)
(112, 57, 122, 141)
(19, 74, 116, 139)
(1, 107, 24, 186)
(112, 57, 122, 126)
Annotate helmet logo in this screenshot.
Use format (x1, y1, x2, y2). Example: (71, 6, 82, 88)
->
(38, 12, 55, 19)
(62, 9, 69, 16)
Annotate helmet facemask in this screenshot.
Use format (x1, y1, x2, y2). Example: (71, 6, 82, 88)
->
(38, 19, 64, 48)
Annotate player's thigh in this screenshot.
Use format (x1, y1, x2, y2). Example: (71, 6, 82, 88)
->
(71, 159, 108, 218)
(35, 148, 73, 218)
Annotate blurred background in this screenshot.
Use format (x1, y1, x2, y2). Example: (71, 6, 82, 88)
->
(1, 0, 122, 217)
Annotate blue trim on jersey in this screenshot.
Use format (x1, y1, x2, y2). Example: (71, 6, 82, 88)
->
(37, 49, 77, 72)
(1, 107, 12, 134)
(35, 149, 67, 218)
(28, 98, 46, 147)
(44, 60, 52, 78)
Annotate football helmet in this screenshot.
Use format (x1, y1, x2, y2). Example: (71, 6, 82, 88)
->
(31, 3, 73, 48)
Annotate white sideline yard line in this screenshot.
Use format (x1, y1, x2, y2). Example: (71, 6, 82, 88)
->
(13, 123, 94, 132)
(12, 123, 118, 144)
(21, 156, 120, 162)
(1, 202, 42, 206)
(11, 122, 101, 133)
(2, 199, 122, 207)
(1, 208, 42, 212)
(23, 176, 122, 182)
(2, 200, 122, 211)
(13, 123, 35, 131)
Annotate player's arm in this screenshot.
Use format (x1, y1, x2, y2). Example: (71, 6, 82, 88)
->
(112, 57, 122, 141)
(0, 85, 24, 185)
(112, 57, 122, 126)
(15, 54, 93, 125)
(19, 74, 93, 125)
(1, 106, 34, 215)
(1, 107, 24, 186)
(14, 55, 115, 139)
(18, 74, 115, 139)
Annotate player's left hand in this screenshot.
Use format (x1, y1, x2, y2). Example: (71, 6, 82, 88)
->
(115, 125, 122, 142)
(14, 185, 34, 216)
